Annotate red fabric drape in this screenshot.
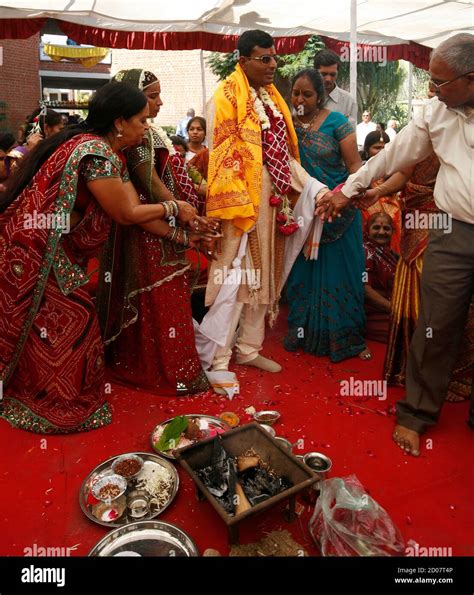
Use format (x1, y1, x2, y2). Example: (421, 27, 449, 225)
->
(0, 18, 430, 67)
(0, 17, 46, 39)
(58, 22, 311, 53)
(322, 36, 431, 70)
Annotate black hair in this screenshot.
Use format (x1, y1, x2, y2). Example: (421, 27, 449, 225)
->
(313, 49, 342, 70)
(186, 116, 207, 134)
(0, 132, 15, 153)
(170, 135, 189, 151)
(377, 121, 386, 131)
(362, 130, 390, 160)
(237, 29, 274, 57)
(0, 82, 147, 213)
(25, 108, 63, 137)
(68, 114, 83, 126)
(291, 69, 326, 108)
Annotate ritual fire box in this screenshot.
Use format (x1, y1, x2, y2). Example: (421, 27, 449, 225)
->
(176, 422, 318, 544)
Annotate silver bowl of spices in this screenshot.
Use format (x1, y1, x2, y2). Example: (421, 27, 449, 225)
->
(112, 454, 144, 480)
(92, 475, 127, 503)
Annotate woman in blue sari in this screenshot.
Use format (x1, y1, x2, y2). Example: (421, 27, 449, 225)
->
(285, 69, 371, 361)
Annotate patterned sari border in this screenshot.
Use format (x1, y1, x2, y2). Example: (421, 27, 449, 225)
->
(0, 397, 112, 434)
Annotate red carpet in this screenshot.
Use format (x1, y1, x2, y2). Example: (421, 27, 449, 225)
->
(1, 308, 472, 557)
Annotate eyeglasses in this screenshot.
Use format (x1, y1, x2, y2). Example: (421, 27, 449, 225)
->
(429, 72, 472, 90)
(248, 55, 280, 65)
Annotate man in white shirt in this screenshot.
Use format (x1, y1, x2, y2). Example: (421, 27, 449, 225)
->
(176, 108, 195, 140)
(386, 119, 398, 141)
(356, 111, 377, 149)
(317, 33, 474, 456)
(313, 49, 358, 128)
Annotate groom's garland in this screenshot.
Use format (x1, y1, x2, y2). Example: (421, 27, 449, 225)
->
(251, 88, 299, 236)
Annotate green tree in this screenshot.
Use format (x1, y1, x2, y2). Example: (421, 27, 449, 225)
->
(206, 52, 238, 81)
(347, 61, 406, 123)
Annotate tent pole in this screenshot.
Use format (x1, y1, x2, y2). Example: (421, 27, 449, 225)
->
(200, 49, 207, 115)
(350, 0, 357, 113)
(408, 60, 413, 122)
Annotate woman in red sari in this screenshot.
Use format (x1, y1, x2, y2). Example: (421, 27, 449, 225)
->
(0, 82, 193, 433)
(99, 69, 218, 396)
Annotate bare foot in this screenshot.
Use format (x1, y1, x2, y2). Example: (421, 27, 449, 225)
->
(358, 347, 372, 360)
(392, 424, 420, 456)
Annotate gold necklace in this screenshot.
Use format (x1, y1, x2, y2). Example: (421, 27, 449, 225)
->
(295, 109, 319, 130)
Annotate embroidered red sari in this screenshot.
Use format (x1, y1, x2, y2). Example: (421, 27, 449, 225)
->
(0, 134, 122, 433)
(364, 237, 398, 343)
(98, 127, 211, 395)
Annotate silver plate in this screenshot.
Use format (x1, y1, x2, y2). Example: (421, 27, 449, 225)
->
(88, 520, 199, 557)
(79, 452, 178, 528)
(150, 414, 230, 460)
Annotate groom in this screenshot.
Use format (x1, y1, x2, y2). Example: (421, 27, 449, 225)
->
(204, 30, 329, 378)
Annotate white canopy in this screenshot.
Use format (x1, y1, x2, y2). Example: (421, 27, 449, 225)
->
(0, 0, 472, 48)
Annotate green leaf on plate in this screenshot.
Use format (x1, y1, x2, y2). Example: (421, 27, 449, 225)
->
(156, 415, 189, 452)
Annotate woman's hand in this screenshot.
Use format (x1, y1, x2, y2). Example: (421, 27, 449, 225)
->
(187, 215, 221, 235)
(200, 236, 222, 261)
(176, 200, 197, 225)
(315, 190, 350, 221)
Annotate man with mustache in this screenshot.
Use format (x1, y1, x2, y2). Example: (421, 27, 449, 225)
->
(313, 48, 358, 128)
(317, 33, 474, 456)
(203, 30, 329, 392)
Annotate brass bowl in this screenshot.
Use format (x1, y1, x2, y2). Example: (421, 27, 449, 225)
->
(253, 410, 281, 426)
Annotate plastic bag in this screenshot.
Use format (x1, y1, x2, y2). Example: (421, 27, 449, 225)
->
(309, 475, 405, 556)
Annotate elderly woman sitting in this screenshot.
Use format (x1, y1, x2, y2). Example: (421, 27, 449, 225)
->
(363, 212, 399, 343)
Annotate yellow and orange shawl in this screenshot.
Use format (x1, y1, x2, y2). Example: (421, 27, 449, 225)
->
(206, 64, 299, 233)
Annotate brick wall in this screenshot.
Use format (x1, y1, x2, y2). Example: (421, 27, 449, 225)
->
(40, 61, 111, 75)
(112, 49, 220, 130)
(0, 37, 221, 135)
(0, 35, 40, 136)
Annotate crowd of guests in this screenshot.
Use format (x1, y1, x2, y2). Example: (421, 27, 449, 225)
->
(0, 31, 472, 461)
